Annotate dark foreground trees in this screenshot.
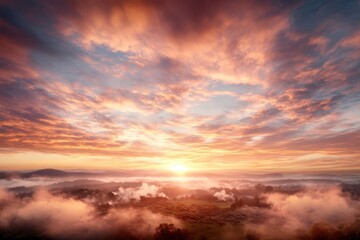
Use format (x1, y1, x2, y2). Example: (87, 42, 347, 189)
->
(153, 223, 191, 240)
(296, 220, 360, 240)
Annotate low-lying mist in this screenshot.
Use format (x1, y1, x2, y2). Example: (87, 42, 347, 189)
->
(0, 188, 180, 240)
(243, 187, 359, 240)
(1, 174, 360, 240)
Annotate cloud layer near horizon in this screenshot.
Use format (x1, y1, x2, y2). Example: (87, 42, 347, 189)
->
(0, 188, 180, 239)
(0, 185, 358, 240)
(0, 0, 360, 172)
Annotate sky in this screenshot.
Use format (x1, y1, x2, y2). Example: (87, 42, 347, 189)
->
(0, 0, 359, 173)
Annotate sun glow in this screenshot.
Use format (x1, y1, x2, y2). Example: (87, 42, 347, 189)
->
(169, 164, 188, 174)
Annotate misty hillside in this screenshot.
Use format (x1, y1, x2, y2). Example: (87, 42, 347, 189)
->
(22, 169, 69, 178)
(0, 169, 99, 179)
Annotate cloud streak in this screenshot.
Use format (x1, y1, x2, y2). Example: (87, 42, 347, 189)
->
(0, 0, 359, 172)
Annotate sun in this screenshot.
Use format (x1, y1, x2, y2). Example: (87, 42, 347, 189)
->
(169, 164, 188, 174)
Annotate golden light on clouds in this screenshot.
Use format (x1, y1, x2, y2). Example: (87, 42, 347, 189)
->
(0, 0, 359, 173)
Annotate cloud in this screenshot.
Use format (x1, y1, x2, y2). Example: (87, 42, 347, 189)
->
(48, 0, 294, 86)
(213, 190, 234, 202)
(243, 187, 359, 240)
(267, 188, 357, 228)
(114, 183, 167, 202)
(1, 179, 360, 240)
(0, 0, 359, 172)
(0, 188, 179, 240)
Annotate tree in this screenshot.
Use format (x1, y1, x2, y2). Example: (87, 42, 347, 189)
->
(310, 222, 337, 240)
(246, 230, 261, 240)
(153, 223, 191, 240)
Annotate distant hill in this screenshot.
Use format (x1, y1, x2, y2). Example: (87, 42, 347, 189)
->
(22, 169, 69, 178)
(0, 171, 21, 179)
(0, 169, 100, 179)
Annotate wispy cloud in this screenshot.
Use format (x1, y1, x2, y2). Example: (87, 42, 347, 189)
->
(0, 0, 359, 172)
